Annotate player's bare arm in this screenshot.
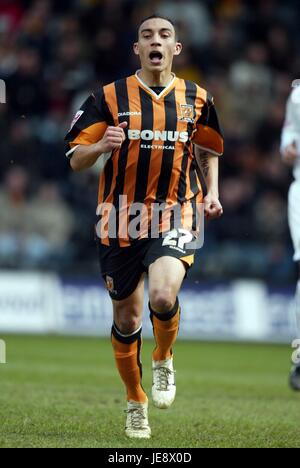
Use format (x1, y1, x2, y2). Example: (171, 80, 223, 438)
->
(70, 122, 128, 172)
(194, 146, 223, 219)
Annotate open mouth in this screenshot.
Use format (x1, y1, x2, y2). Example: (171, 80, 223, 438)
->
(149, 51, 163, 65)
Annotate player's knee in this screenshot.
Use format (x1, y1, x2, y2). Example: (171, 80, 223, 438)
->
(149, 288, 175, 314)
(114, 304, 141, 335)
(116, 317, 141, 335)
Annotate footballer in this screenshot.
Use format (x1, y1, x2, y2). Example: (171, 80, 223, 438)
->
(65, 15, 224, 438)
(281, 84, 300, 391)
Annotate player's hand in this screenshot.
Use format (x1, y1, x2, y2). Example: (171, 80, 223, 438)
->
(282, 141, 298, 166)
(98, 122, 128, 153)
(203, 193, 223, 220)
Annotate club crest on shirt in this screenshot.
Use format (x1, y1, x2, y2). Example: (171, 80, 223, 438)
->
(179, 104, 195, 123)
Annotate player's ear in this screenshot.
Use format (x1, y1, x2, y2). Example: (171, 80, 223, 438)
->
(174, 42, 182, 56)
(133, 42, 139, 56)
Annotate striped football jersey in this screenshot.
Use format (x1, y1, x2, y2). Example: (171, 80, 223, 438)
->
(65, 72, 224, 247)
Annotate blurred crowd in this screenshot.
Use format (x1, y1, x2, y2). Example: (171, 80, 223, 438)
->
(0, 0, 300, 281)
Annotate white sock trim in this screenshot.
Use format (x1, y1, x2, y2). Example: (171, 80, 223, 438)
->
(113, 324, 142, 339)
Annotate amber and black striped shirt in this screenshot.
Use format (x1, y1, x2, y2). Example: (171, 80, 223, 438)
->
(65, 72, 224, 247)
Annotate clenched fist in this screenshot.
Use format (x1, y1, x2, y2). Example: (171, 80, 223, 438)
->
(98, 121, 128, 153)
(204, 193, 223, 220)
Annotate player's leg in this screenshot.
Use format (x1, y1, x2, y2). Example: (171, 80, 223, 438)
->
(289, 262, 300, 391)
(111, 274, 151, 439)
(148, 256, 185, 360)
(99, 241, 151, 437)
(112, 274, 147, 404)
(148, 256, 187, 409)
(287, 181, 300, 390)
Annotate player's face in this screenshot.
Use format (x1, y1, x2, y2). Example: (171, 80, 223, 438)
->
(134, 18, 182, 73)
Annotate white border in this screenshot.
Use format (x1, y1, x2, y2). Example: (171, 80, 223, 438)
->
(65, 145, 80, 158)
(135, 70, 176, 100)
(113, 324, 142, 338)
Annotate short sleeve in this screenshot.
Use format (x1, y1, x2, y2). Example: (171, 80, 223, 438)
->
(64, 90, 112, 158)
(192, 93, 224, 156)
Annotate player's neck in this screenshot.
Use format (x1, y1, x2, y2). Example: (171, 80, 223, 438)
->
(138, 68, 174, 87)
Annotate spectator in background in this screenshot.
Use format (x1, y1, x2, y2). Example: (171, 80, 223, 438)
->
(0, 167, 74, 269)
(0, 0, 24, 35)
(157, 0, 212, 50)
(48, 34, 96, 96)
(0, 33, 18, 79)
(267, 25, 293, 72)
(18, 0, 52, 58)
(172, 46, 203, 84)
(0, 167, 32, 267)
(27, 181, 74, 268)
(7, 46, 47, 117)
(0, 119, 42, 178)
(228, 42, 273, 133)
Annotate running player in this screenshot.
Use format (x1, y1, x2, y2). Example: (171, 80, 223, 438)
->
(65, 15, 224, 438)
(281, 84, 300, 391)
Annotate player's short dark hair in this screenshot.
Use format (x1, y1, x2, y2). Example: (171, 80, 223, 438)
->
(138, 15, 178, 40)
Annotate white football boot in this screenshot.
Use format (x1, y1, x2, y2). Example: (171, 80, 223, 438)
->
(152, 357, 176, 409)
(125, 400, 151, 439)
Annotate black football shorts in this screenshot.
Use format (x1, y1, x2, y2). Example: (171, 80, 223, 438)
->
(98, 231, 196, 301)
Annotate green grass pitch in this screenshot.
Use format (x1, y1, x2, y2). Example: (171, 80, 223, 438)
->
(0, 335, 299, 448)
